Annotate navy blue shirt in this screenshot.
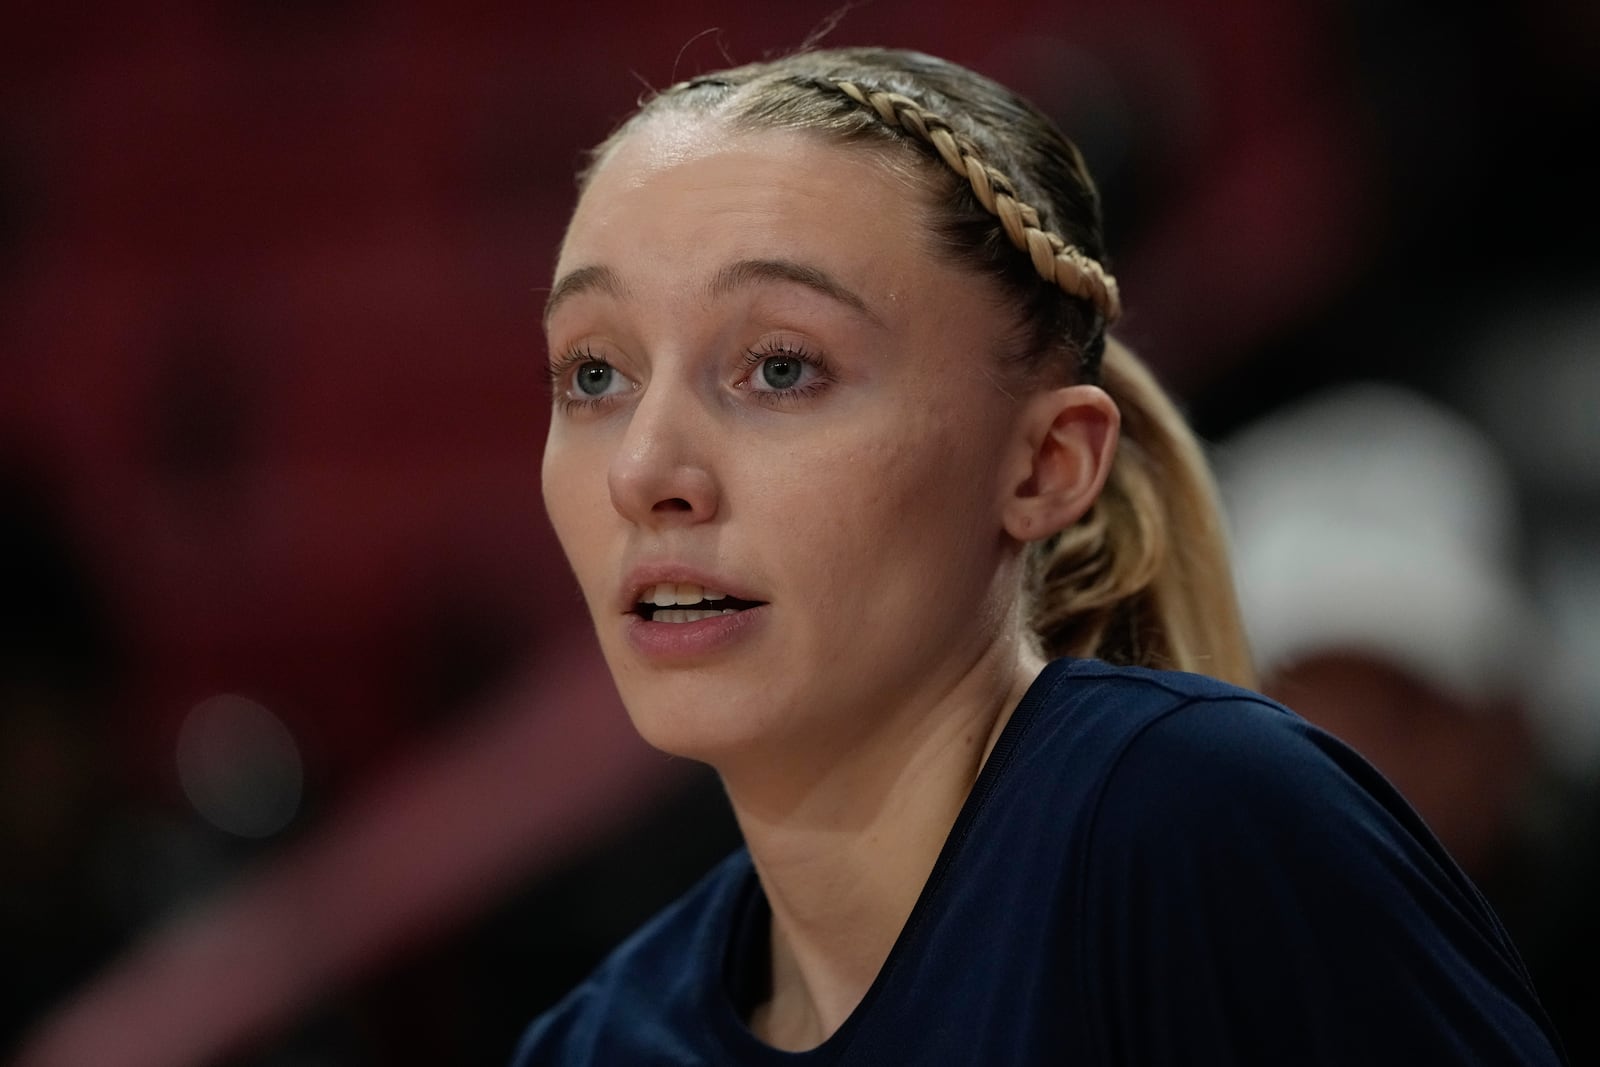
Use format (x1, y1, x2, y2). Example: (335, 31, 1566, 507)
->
(513, 659, 1566, 1064)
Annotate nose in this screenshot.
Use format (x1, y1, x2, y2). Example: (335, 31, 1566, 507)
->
(607, 383, 720, 527)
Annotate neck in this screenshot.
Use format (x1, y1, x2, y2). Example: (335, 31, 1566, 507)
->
(720, 639, 1045, 1051)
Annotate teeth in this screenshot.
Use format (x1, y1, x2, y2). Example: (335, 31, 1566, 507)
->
(642, 582, 727, 608)
(654, 608, 739, 623)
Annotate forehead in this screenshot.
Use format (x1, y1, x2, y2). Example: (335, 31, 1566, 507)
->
(556, 114, 938, 289)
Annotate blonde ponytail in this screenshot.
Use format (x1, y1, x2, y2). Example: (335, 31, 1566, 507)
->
(1028, 339, 1256, 688)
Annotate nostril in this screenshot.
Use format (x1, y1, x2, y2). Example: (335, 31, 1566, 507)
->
(653, 498, 693, 512)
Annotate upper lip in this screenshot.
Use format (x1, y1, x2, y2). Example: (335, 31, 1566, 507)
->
(617, 562, 765, 614)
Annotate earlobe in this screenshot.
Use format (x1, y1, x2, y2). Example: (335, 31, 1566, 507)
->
(1002, 385, 1119, 542)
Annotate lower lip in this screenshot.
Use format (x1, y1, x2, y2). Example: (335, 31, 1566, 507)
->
(624, 605, 768, 661)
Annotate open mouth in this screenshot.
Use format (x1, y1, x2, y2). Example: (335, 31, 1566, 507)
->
(635, 582, 765, 624)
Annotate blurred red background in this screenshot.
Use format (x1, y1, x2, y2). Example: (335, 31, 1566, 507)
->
(2, 1, 1596, 1064)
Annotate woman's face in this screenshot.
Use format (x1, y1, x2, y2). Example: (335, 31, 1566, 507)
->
(541, 114, 1036, 764)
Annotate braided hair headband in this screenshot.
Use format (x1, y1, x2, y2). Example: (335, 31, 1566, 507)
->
(830, 80, 1123, 326)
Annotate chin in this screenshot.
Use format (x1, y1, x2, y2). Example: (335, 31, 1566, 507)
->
(614, 677, 782, 765)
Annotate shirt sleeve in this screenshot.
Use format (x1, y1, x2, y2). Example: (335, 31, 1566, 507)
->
(1076, 695, 1567, 1066)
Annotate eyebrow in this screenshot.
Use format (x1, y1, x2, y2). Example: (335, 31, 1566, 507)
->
(707, 258, 884, 327)
(542, 257, 884, 329)
(542, 264, 629, 327)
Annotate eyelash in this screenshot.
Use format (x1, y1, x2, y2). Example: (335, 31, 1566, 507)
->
(546, 339, 835, 414)
(546, 346, 616, 413)
(739, 340, 833, 404)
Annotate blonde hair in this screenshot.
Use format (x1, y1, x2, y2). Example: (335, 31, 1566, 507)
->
(585, 47, 1255, 687)
(1031, 339, 1254, 686)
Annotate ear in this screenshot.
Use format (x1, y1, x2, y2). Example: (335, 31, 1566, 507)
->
(1001, 384, 1119, 542)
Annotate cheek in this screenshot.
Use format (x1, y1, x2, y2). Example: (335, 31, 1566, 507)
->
(772, 402, 1005, 581)
(541, 435, 610, 585)
(866, 395, 1005, 512)
(539, 439, 574, 539)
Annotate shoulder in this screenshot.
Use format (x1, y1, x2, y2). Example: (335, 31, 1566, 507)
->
(510, 850, 752, 1066)
(981, 660, 1394, 885)
(1020, 658, 1297, 755)
(1092, 665, 1406, 825)
(1025, 658, 1417, 832)
(1063, 662, 1470, 897)
(1059, 660, 1474, 930)
(1050, 663, 1565, 1064)
(1012, 660, 1380, 820)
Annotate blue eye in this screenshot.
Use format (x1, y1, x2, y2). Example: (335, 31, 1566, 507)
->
(575, 361, 616, 396)
(549, 351, 632, 411)
(745, 343, 825, 396)
(759, 355, 805, 390)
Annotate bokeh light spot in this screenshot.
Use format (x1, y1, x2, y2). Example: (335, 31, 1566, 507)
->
(175, 694, 303, 838)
